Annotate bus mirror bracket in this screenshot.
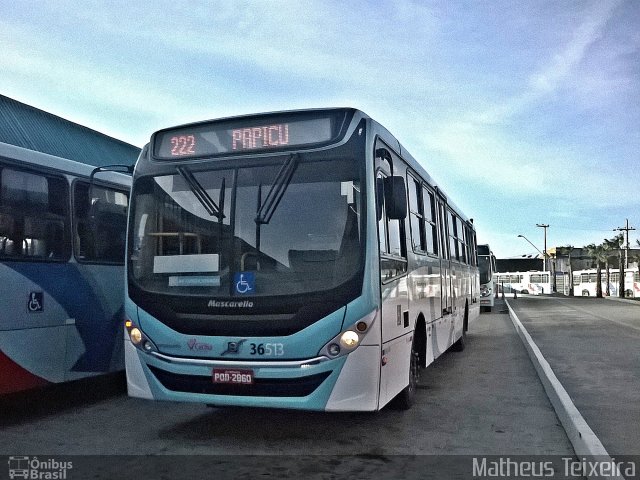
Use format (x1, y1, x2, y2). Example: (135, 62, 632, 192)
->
(88, 164, 134, 207)
(383, 176, 407, 220)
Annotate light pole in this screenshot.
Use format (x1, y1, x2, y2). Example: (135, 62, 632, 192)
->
(536, 224, 549, 271)
(517, 234, 544, 269)
(614, 219, 636, 269)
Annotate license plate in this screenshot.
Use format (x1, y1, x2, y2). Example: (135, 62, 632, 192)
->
(212, 368, 254, 385)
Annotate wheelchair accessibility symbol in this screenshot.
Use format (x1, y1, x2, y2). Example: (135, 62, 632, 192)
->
(27, 292, 44, 313)
(234, 272, 255, 295)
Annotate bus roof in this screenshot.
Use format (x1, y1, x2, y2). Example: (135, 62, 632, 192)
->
(145, 107, 473, 227)
(0, 141, 131, 188)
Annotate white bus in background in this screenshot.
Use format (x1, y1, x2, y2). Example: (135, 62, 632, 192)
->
(477, 244, 496, 312)
(572, 268, 640, 297)
(494, 271, 551, 296)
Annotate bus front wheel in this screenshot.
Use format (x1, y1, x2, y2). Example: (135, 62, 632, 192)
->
(392, 341, 419, 410)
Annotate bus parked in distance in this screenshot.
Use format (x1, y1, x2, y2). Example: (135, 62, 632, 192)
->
(124, 108, 480, 411)
(477, 244, 496, 312)
(0, 142, 132, 394)
(572, 268, 640, 297)
(494, 271, 551, 296)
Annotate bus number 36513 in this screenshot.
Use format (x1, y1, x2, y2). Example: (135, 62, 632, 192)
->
(249, 343, 284, 356)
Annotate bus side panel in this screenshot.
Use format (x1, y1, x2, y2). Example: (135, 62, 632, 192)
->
(0, 262, 68, 392)
(325, 345, 380, 411)
(63, 264, 125, 381)
(378, 333, 412, 409)
(0, 261, 124, 393)
(0, 329, 64, 393)
(378, 275, 410, 407)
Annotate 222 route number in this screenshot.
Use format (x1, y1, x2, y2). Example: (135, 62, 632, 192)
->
(170, 135, 196, 156)
(249, 343, 284, 356)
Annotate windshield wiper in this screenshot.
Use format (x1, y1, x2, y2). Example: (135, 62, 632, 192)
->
(177, 166, 225, 220)
(255, 153, 299, 225)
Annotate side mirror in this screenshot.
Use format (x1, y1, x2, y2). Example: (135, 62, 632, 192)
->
(89, 164, 134, 209)
(383, 176, 407, 220)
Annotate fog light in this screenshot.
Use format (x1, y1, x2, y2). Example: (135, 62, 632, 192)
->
(142, 340, 153, 352)
(340, 331, 359, 349)
(130, 327, 142, 345)
(328, 343, 341, 356)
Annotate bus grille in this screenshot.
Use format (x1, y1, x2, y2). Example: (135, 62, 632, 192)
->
(148, 366, 331, 397)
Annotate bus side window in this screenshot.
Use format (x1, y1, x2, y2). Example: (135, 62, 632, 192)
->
(407, 175, 425, 252)
(0, 212, 15, 255)
(376, 174, 388, 253)
(376, 171, 408, 281)
(74, 182, 128, 264)
(0, 167, 70, 261)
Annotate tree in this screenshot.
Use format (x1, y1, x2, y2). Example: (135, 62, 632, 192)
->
(556, 245, 574, 296)
(584, 243, 607, 298)
(603, 234, 623, 296)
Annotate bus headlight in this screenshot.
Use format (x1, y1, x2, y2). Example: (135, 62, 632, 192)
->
(319, 310, 376, 358)
(340, 331, 359, 348)
(125, 321, 158, 353)
(130, 327, 143, 345)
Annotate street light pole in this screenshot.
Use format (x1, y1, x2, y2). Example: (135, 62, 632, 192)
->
(536, 224, 549, 271)
(614, 219, 636, 269)
(517, 234, 544, 268)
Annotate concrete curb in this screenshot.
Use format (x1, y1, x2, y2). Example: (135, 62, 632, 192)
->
(505, 299, 625, 480)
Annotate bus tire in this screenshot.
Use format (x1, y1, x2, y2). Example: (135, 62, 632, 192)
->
(392, 340, 419, 410)
(451, 304, 468, 352)
(451, 329, 466, 352)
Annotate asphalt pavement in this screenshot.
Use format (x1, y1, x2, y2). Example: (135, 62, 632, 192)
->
(0, 299, 580, 479)
(507, 295, 640, 456)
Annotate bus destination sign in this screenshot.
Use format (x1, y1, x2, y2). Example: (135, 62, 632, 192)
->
(152, 112, 347, 160)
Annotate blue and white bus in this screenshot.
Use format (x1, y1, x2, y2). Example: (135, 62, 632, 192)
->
(0, 142, 131, 394)
(477, 244, 496, 312)
(124, 108, 480, 411)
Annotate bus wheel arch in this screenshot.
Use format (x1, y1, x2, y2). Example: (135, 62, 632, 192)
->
(414, 314, 427, 368)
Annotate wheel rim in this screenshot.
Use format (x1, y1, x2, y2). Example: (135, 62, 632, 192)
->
(409, 349, 419, 393)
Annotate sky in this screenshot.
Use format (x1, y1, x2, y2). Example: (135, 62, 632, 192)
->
(1, 0, 639, 258)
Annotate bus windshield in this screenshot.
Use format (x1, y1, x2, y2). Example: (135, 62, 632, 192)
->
(478, 255, 492, 285)
(129, 153, 363, 299)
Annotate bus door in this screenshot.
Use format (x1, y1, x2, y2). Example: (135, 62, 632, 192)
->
(437, 201, 453, 317)
(375, 147, 410, 404)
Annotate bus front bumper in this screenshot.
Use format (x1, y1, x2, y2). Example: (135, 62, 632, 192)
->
(125, 338, 380, 411)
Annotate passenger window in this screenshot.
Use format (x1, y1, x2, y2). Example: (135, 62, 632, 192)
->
(408, 176, 425, 252)
(376, 169, 407, 281)
(74, 182, 129, 263)
(424, 188, 438, 256)
(0, 166, 70, 261)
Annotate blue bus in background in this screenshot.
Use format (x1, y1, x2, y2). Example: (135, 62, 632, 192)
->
(124, 108, 479, 411)
(0, 142, 132, 394)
